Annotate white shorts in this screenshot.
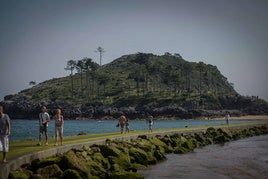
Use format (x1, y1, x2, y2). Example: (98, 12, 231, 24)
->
(55, 127, 63, 136)
(0, 135, 9, 152)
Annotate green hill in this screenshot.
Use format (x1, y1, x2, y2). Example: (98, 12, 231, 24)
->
(12, 53, 236, 106)
(3, 52, 268, 119)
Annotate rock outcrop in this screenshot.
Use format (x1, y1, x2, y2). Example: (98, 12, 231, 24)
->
(0, 99, 247, 120)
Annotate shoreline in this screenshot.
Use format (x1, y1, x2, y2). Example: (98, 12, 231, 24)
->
(3, 122, 268, 179)
(227, 115, 268, 120)
(2, 121, 268, 179)
(215, 115, 268, 120)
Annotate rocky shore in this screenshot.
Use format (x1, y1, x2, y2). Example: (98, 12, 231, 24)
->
(8, 124, 268, 179)
(0, 99, 259, 120)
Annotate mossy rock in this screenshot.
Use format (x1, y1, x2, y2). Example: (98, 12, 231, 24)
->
(173, 146, 189, 154)
(135, 139, 155, 152)
(92, 152, 111, 170)
(153, 149, 166, 161)
(32, 157, 62, 171)
(131, 163, 147, 170)
(214, 135, 231, 144)
(160, 135, 177, 148)
(180, 142, 194, 152)
(173, 136, 197, 154)
(182, 138, 198, 150)
(149, 137, 172, 153)
(62, 169, 83, 179)
(138, 135, 148, 139)
(98, 145, 121, 158)
(194, 133, 207, 146)
(36, 164, 63, 178)
(129, 147, 149, 166)
(205, 127, 218, 137)
(204, 137, 214, 145)
(110, 163, 125, 172)
(59, 149, 92, 178)
(170, 133, 182, 139)
(232, 132, 243, 140)
(8, 170, 31, 179)
(109, 171, 144, 179)
(85, 157, 107, 178)
(30, 159, 41, 171)
(108, 154, 132, 170)
(259, 125, 268, 134)
(251, 127, 262, 135)
(217, 128, 232, 138)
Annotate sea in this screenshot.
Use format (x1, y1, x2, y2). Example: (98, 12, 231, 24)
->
(10, 118, 267, 142)
(140, 134, 268, 179)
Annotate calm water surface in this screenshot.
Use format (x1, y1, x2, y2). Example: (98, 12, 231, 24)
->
(140, 135, 268, 179)
(10, 119, 267, 142)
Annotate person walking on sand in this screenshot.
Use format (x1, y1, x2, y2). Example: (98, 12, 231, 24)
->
(225, 112, 231, 125)
(147, 114, 154, 132)
(38, 106, 50, 146)
(54, 109, 64, 146)
(0, 106, 11, 163)
(118, 114, 126, 134)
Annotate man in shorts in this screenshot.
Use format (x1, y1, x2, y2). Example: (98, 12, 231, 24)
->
(0, 106, 11, 163)
(38, 106, 50, 146)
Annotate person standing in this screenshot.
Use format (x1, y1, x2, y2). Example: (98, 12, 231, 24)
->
(225, 112, 231, 125)
(147, 114, 154, 132)
(125, 118, 130, 133)
(38, 106, 50, 146)
(118, 114, 126, 134)
(54, 109, 64, 146)
(0, 106, 11, 163)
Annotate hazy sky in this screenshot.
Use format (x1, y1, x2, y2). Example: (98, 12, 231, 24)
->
(1, 0, 268, 101)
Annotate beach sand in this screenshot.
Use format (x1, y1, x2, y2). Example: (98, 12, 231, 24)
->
(230, 115, 268, 120)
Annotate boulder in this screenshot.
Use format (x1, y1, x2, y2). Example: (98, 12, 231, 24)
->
(61, 169, 83, 179)
(8, 170, 32, 179)
(36, 164, 63, 178)
(59, 150, 92, 178)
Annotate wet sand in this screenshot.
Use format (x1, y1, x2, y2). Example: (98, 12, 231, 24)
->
(140, 135, 268, 179)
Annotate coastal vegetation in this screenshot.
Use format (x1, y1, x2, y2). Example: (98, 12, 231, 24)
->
(1, 52, 268, 119)
(8, 124, 268, 179)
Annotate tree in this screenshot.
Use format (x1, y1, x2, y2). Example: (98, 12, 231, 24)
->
(96, 72, 110, 96)
(76, 59, 85, 91)
(95, 47, 105, 66)
(184, 63, 192, 96)
(82, 58, 100, 98)
(128, 67, 145, 96)
(65, 60, 76, 96)
(29, 81, 36, 86)
(174, 53, 182, 59)
(197, 62, 205, 96)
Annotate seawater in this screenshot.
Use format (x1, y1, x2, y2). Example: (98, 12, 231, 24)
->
(10, 119, 267, 142)
(140, 135, 268, 179)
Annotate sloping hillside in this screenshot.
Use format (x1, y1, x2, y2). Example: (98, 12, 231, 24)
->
(2, 53, 268, 119)
(6, 53, 236, 107)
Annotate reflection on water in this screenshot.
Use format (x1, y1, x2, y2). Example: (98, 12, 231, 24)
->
(140, 135, 268, 179)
